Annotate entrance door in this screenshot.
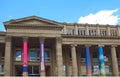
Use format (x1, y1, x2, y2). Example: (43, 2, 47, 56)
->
(28, 65, 40, 76)
(15, 65, 51, 76)
(15, 65, 22, 76)
(45, 65, 51, 76)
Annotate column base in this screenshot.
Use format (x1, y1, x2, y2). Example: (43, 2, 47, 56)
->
(22, 72, 28, 77)
(40, 71, 46, 77)
(87, 70, 92, 76)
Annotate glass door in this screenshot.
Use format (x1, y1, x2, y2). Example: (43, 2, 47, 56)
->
(28, 66, 40, 76)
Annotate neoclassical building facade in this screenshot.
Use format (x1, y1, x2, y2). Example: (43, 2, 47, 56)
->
(0, 16, 120, 76)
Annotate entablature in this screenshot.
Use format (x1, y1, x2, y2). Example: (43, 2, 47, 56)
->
(61, 35, 120, 45)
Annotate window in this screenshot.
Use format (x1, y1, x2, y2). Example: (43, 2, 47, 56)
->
(29, 50, 36, 61)
(100, 29, 106, 36)
(81, 51, 86, 62)
(37, 50, 50, 62)
(0, 65, 4, 74)
(67, 29, 74, 35)
(69, 52, 72, 61)
(105, 65, 112, 75)
(44, 50, 50, 61)
(104, 56, 108, 62)
(81, 65, 86, 75)
(63, 65, 66, 75)
(89, 29, 96, 36)
(1, 52, 4, 61)
(15, 50, 22, 61)
(93, 65, 100, 75)
(110, 30, 117, 36)
(92, 52, 99, 62)
(78, 29, 86, 36)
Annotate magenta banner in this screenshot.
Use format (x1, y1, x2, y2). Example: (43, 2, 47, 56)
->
(23, 41, 28, 72)
(40, 42, 45, 72)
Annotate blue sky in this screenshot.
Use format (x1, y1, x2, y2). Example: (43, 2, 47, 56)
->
(0, 0, 120, 31)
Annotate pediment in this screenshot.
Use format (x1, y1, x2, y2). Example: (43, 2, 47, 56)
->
(4, 16, 60, 26)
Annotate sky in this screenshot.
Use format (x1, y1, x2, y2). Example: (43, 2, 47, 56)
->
(0, 0, 120, 31)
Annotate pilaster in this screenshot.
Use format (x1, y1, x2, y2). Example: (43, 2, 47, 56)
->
(63, 24, 67, 34)
(117, 26, 120, 36)
(96, 25, 100, 36)
(74, 24, 78, 35)
(86, 25, 89, 36)
(106, 26, 110, 36)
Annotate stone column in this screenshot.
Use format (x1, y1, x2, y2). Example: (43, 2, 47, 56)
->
(22, 37, 28, 76)
(98, 45, 106, 76)
(56, 37, 64, 76)
(4, 36, 12, 76)
(85, 45, 92, 76)
(111, 45, 119, 76)
(39, 38, 46, 76)
(71, 44, 78, 76)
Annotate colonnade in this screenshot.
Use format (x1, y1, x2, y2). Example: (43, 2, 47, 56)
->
(4, 37, 64, 76)
(70, 45, 119, 76)
(4, 36, 119, 76)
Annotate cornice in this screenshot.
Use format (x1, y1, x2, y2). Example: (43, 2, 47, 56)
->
(61, 34, 120, 39)
(4, 16, 61, 25)
(5, 24, 64, 30)
(61, 23, 120, 28)
(0, 32, 6, 36)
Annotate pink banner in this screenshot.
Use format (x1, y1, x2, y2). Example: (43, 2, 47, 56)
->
(23, 41, 28, 66)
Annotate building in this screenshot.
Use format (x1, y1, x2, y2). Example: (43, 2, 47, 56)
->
(0, 16, 120, 76)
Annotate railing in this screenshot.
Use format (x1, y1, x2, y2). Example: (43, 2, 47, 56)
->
(92, 58, 99, 62)
(29, 57, 50, 62)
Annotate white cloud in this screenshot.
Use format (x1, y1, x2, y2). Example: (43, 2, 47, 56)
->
(78, 9, 120, 25)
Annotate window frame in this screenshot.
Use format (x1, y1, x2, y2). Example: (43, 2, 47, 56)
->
(15, 49, 22, 61)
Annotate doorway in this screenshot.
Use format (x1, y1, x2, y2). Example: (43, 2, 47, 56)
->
(45, 65, 51, 76)
(15, 65, 51, 76)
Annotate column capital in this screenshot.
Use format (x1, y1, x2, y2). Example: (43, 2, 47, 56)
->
(71, 44, 77, 47)
(56, 37, 62, 43)
(111, 45, 117, 47)
(23, 36, 28, 42)
(85, 45, 91, 47)
(39, 37, 45, 43)
(98, 45, 104, 47)
(5, 36, 11, 42)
